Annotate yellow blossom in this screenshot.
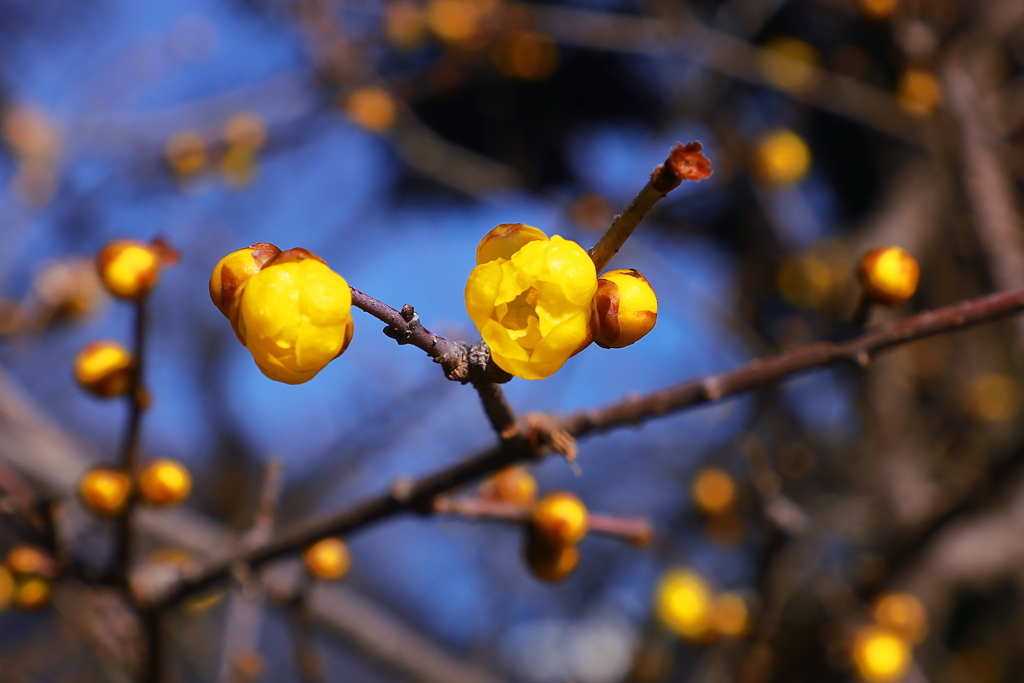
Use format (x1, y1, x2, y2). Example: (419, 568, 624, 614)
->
(465, 226, 597, 380)
(234, 249, 354, 384)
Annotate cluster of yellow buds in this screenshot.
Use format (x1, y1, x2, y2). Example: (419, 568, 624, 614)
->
(465, 224, 658, 380)
(302, 537, 351, 581)
(524, 491, 588, 582)
(210, 244, 355, 384)
(850, 592, 927, 682)
(2, 544, 54, 611)
(857, 246, 919, 308)
(654, 567, 751, 642)
(78, 458, 192, 517)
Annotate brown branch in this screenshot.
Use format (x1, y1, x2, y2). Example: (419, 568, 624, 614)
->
(433, 496, 653, 547)
(472, 383, 519, 441)
(589, 142, 712, 273)
(142, 285, 1024, 610)
(113, 298, 149, 587)
(348, 289, 512, 385)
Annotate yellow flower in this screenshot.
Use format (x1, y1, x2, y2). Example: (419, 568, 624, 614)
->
(138, 458, 192, 507)
(592, 268, 658, 349)
(96, 240, 162, 301)
(235, 249, 354, 384)
(74, 340, 134, 398)
(303, 538, 351, 580)
(466, 226, 597, 380)
(857, 246, 919, 307)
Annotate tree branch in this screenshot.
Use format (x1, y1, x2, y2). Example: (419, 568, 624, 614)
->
(142, 284, 1024, 610)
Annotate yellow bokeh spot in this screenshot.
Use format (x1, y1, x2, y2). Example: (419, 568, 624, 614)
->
(14, 577, 50, 611)
(759, 37, 822, 94)
(483, 466, 538, 507)
(655, 568, 712, 640)
(6, 545, 49, 577)
(692, 467, 737, 516)
(778, 254, 834, 309)
(751, 129, 811, 186)
(859, 0, 899, 19)
(139, 458, 192, 507)
(74, 341, 133, 398)
(303, 538, 351, 580)
(224, 112, 267, 151)
(165, 130, 208, 179)
(524, 531, 579, 582)
(493, 32, 559, 81)
(385, 1, 428, 49)
(873, 592, 928, 644)
(221, 145, 258, 187)
(426, 0, 495, 44)
(852, 627, 911, 683)
(964, 373, 1021, 423)
(0, 567, 14, 611)
(97, 241, 161, 301)
(897, 69, 942, 116)
(711, 592, 750, 638)
(344, 87, 398, 132)
(532, 492, 588, 545)
(858, 246, 919, 307)
(79, 468, 132, 517)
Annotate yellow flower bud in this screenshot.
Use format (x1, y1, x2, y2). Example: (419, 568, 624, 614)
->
(592, 269, 658, 349)
(209, 243, 282, 339)
(532, 491, 588, 546)
(96, 240, 161, 301)
(466, 233, 597, 380)
(74, 340, 134, 398)
(13, 576, 50, 611)
(523, 529, 579, 583)
(858, 246, 919, 307)
(138, 458, 192, 507)
(691, 467, 737, 516)
(872, 593, 927, 644)
(711, 592, 750, 638)
(79, 467, 132, 517)
(233, 248, 355, 384)
(302, 537, 351, 580)
(5, 545, 51, 578)
(851, 626, 912, 683)
(0, 567, 14, 612)
(481, 466, 538, 507)
(476, 223, 549, 265)
(655, 568, 712, 640)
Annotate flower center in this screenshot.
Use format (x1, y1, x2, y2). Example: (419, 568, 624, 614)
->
(499, 287, 539, 331)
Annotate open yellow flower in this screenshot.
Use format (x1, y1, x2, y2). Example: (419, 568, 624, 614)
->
(465, 226, 597, 380)
(234, 249, 354, 384)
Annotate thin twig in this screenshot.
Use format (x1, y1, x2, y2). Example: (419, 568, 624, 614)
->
(472, 383, 519, 441)
(140, 284, 1024, 610)
(589, 141, 712, 273)
(433, 496, 653, 547)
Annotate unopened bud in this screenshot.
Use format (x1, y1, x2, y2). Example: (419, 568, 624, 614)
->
(523, 528, 579, 583)
(592, 269, 658, 349)
(532, 491, 588, 546)
(78, 467, 132, 517)
(209, 243, 281, 337)
(5, 545, 51, 578)
(481, 466, 538, 507)
(858, 246, 919, 307)
(96, 240, 162, 301)
(139, 458, 192, 507)
(302, 537, 351, 580)
(13, 576, 50, 611)
(74, 340, 134, 398)
(476, 223, 548, 265)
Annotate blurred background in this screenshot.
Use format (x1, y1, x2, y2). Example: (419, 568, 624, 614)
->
(1, 0, 1024, 681)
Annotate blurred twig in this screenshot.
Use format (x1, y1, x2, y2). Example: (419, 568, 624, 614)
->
(433, 496, 654, 547)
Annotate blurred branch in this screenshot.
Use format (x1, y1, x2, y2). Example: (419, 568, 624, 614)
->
(113, 299, 149, 586)
(0, 368, 505, 683)
(147, 284, 1024, 609)
(433, 496, 654, 547)
(527, 3, 928, 146)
